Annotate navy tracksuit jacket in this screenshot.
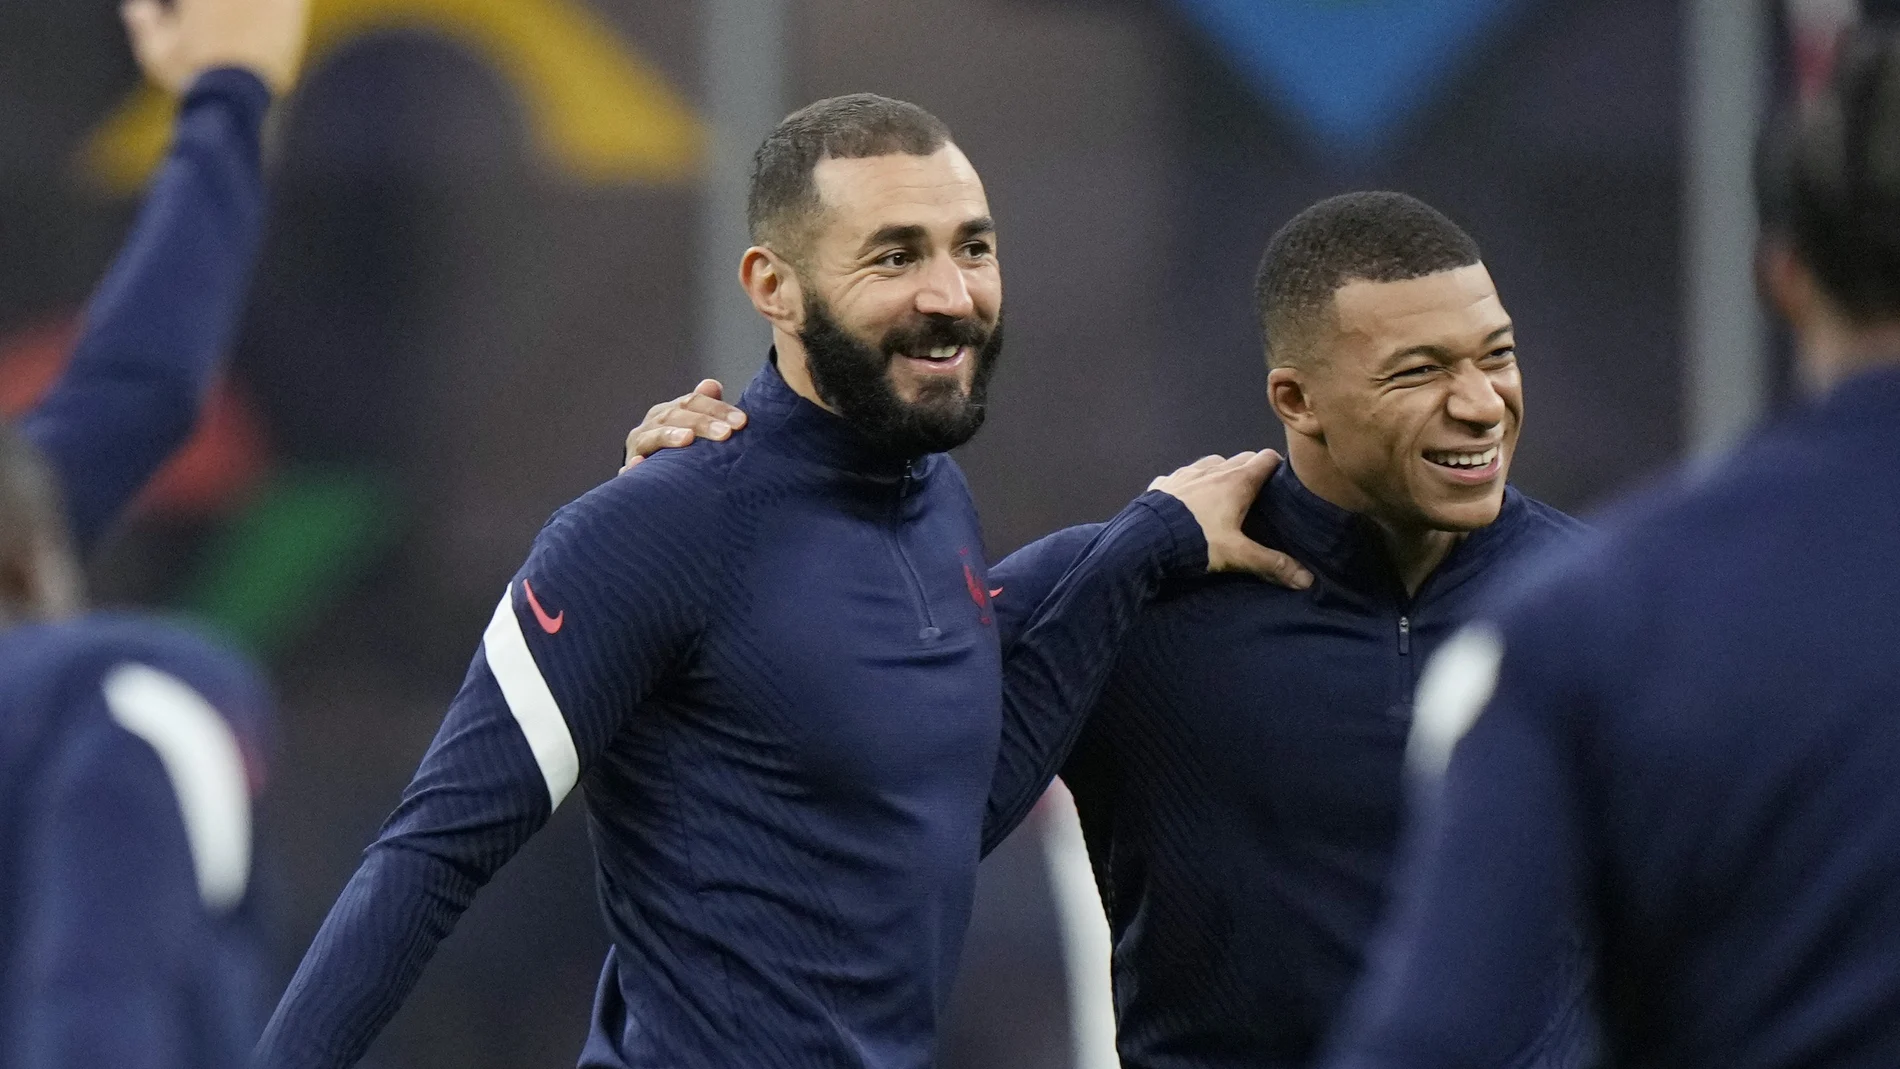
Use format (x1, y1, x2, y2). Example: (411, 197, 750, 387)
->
(1, 67, 274, 1069)
(1326, 363, 1900, 1069)
(257, 357, 1209, 1069)
(986, 462, 1597, 1069)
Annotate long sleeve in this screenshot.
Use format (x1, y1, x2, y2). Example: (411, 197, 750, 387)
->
(20, 68, 271, 555)
(255, 466, 722, 1069)
(1321, 617, 1600, 1069)
(981, 493, 1203, 854)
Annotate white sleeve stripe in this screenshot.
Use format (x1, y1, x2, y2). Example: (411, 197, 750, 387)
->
(483, 586, 580, 810)
(102, 664, 252, 912)
(1407, 623, 1506, 780)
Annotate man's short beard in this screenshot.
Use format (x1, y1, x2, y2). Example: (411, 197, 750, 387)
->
(797, 297, 1004, 459)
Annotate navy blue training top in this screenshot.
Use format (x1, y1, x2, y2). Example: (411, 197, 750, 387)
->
(986, 463, 1595, 1069)
(0, 67, 274, 1069)
(0, 614, 273, 1069)
(257, 358, 1208, 1069)
(20, 68, 271, 557)
(1323, 363, 1900, 1069)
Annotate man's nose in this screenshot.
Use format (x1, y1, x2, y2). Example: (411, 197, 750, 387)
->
(1445, 365, 1507, 428)
(913, 255, 975, 319)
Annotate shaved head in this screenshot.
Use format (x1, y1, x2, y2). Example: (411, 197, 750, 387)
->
(747, 93, 954, 263)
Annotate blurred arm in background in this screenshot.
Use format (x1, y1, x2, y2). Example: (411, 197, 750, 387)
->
(18, 0, 306, 555)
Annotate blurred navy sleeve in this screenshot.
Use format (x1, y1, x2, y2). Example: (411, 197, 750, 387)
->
(257, 466, 719, 1069)
(1322, 609, 1601, 1069)
(20, 68, 271, 554)
(982, 500, 1201, 855)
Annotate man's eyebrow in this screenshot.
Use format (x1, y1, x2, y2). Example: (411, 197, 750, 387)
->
(1378, 344, 1453, 370)
(1377, 323, 1517, 370)
(956, 216, 996, 240)
(858, 224, 929, 256)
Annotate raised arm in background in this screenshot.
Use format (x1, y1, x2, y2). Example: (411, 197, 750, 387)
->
(20, 0, 305, 554)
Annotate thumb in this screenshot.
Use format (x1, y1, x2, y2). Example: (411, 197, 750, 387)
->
(120, 0, 169, 53)
(693, 379, 726, 400)
(1216, 536, 1315, 590)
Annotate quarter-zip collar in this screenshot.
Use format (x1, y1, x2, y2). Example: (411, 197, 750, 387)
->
(738, 350, 928, 482)
(1255, 462, 1530, 609)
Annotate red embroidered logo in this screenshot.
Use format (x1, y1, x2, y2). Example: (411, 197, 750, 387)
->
(960, 548, 993, 626)
(522, 579, 564, 634)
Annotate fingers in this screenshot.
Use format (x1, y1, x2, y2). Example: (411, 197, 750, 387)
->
(1216, 537, 1315, 590)
(677, 390, 747, 431)
(691, 378, 726, 400)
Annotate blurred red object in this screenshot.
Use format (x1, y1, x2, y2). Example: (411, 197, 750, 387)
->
(0, 315, 271, 517)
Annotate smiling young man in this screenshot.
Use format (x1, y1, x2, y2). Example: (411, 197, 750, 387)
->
(626, 192, 1596, 1069)
(1322, 26, 1900, 1069)
(255, 94, 1293, 1069)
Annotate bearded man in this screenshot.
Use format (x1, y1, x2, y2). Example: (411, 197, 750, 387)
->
(256, 94, 1294, 1069)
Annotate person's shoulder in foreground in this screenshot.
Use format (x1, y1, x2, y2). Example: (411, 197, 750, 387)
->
(1, 613, 271, 1069)
(1324, 362, 1900, 1069)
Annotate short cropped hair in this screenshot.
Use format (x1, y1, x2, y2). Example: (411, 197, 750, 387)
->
(747, 94, 954, 256)
(1759, 24, 1900, 323)
(1254, 192, 1483, 367)
(0, 420, 65, 568)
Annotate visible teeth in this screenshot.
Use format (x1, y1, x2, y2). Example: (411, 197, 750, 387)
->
(1428, 446, 1499, 469)
(927, 346, 959, 361)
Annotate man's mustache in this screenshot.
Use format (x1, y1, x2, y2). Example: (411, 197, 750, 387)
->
(877, 315, 993, 357)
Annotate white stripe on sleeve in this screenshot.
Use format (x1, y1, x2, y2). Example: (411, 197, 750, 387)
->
(103, 664, 253, 912)
(482, 586, 581, 809)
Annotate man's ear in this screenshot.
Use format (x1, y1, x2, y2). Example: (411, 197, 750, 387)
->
(1268, 365, 1323, 439)
(740, 246, 805, 332)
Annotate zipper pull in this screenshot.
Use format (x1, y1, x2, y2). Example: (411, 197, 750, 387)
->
(900, 460, 916, 496)
(1398, 615, 1411, 655)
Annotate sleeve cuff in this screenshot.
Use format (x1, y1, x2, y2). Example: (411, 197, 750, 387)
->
(182, 68, 274, 133)
(1130, 489, 1208, 577)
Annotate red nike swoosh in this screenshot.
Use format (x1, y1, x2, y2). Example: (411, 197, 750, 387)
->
(989, 587, 1004, 599)
(523, 579, 564, 634)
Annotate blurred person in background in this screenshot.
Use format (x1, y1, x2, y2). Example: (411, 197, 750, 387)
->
(1320, 22, 1900, 1069)
(626, 191, 1597, 1069)
(256, 93, 1297, 1069)
(0, 0, 306, 1065)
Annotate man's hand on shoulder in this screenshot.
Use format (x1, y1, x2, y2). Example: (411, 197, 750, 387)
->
(123, 0, 309, 96)
(1148, 452, 1313, 590)
(621, 379, 749, 473)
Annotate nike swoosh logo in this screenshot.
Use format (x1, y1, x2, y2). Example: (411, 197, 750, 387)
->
(523, 579, 564, 634)
(989, 587, 1004, 599)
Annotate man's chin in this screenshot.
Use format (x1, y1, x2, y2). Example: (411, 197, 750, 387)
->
(1420, 492, 1507, 533)
(887, 366, 976, 405)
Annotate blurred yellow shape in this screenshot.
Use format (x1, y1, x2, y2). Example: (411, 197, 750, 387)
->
(82, 0, 704, 190)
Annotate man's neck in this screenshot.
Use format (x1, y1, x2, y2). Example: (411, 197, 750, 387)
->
(1285, 437, 1464, 597)
(1800, 316, 1900, 391)
(771, 329, 838, 413)
(1371, 522, 1463, 597)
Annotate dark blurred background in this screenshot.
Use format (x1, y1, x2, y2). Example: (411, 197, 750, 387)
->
(0, 0, 1811, 1065)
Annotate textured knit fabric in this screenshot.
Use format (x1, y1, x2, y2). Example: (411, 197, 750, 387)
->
(0, 614, 273, 1069)
(987, 463, 1595, 1069)
(20, 67, 270, 556)
(257, 357, 1207, 1069)
(1324, 363, 1900, 1069)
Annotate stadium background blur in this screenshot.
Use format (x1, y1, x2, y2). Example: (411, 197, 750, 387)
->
(0, 1, 1824, 1066)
